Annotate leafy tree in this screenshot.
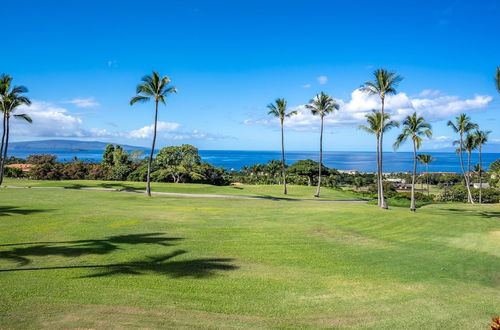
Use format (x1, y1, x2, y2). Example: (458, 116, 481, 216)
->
(102, 144, 115, 166)
(130, 71, 177, 196)
(361, 69, 402, 209)
(359, 110, 398, 205)
(490, 158, 500, 172)
(112, 145, 130, 166)
(305, 92, 339, 197)
(447, 114, 478, 203)
(394, 113, 432, 212)
(474, 130, 490, 203)
(0, 74, 32, 185)
(155, 144, 202, 183)
(267, 98, 297, 194)
(416, 154, 434, 195)
(288, 159, 325, 187)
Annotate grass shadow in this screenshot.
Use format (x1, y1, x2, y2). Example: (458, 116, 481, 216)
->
(443, 208, 500, 219)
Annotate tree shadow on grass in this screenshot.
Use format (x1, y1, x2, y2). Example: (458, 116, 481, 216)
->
(443, 208, 500, 219)
(0, 206, 50, 217)
(0, 233, 182, 266)
(0, 250, 237, 279)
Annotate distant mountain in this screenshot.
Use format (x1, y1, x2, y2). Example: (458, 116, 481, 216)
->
(9, 140, 148, 152)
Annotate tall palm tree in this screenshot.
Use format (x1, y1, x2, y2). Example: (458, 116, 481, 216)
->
(267, 98, 297, 194)
(474, 130, 490, 204)
(416, 154, 434, 196)
(130, 72, 177, 196)
(305, 92, 339, 197)
(359, 110, 398, 206)
(394, 113, 432, 212)
(0, 74, 32, 185)
(361, 69, 402, 209)
(447, 113, 477, 204)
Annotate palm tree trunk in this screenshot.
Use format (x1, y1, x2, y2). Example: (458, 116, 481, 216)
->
(379, 97, 387, 209)
(315, 116, 323, 197)
(376, 134, 381, 206)
(146, 101, 159, 197)
(458, 134, 474, 204)
(0, 111, 7, 183)
(426, 163, 430, 196)
(479, 145, 483, 204)
(410, 139, 417, 212)
(0, 116, 10, 185)
(280, 120, 287, 195)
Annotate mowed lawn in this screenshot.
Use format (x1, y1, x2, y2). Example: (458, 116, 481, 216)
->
(0, 187, 499, 328)
(2, 178, 365, 200)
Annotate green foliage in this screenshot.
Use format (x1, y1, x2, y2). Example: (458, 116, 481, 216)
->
(108, 164, 133, 181)
(439, 185, 500, 203)
(490, 158, 500, 172)
(155, 144, 202, 183)
(102, 144, 115, 166)
(4, 166, 24, 178)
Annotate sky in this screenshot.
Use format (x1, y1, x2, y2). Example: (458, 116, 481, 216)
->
(2, 0, 500, 152)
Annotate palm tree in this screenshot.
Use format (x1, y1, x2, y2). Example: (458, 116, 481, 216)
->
(474, 130, 490, 204)
(267, 98, 297, 194)
(0, 74, 32, 185)
(359, 110, 398, 206)
(447, 113, 477, 204)
(416, 154, 434, 196)
(361, 69, 402, 209)
(130, 72, 177, 196)
(394, 113, 432, 212)
(305, 92, 340, 197)
(463, 133, 477, 185)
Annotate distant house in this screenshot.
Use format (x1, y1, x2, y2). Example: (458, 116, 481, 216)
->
(337, 169, 359, 175)
(473, 183, 490, 189)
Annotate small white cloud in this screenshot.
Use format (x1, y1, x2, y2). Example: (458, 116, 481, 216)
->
(129, 121, 180, 139)
(107, 60, 117, 68)
(62, 97, 99, 108)
(317, 76, 328, 85)
(302, 84, 311, 88)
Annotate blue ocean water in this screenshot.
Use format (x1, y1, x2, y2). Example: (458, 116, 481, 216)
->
(7, 149, 500, 173)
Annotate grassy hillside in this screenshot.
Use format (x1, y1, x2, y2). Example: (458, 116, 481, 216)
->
(0, 186, 498, 328)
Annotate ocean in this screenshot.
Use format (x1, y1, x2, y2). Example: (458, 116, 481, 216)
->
(7, 149, 500, 173)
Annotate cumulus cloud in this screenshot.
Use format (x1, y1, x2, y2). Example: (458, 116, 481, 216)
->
(62, 97, 100, 108)
(244, 89, 493, 131)
(317, 76, 328, 85)
(129, 122, 180, 139)
(12, 101, 86, 137)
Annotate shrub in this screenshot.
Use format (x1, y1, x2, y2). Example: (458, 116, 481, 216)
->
(438, 185, 500, 203)
(4, 166, 24, 178)
(108, 165, 132, 181)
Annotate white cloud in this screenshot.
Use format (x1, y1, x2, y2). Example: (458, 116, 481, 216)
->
(244, 88, 493, 131)
(62, 97, 100, 108)
(302, 84, 311, 88)
(418, 89, 441, 97)
(12, 101, 86, 137)
(129, 122, 181, 139)
(317, 76, 328, 85)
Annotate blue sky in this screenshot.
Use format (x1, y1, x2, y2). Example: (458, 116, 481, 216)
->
(2, 0, 500, 151)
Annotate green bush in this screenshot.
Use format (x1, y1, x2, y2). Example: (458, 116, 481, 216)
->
(438, 185, 500, 203)
(4, 166, 24, 178)
(108, 165, 132, 181)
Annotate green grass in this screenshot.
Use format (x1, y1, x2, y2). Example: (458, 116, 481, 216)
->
(2, 178, 365, 200)
(0, 185, 499, 328)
